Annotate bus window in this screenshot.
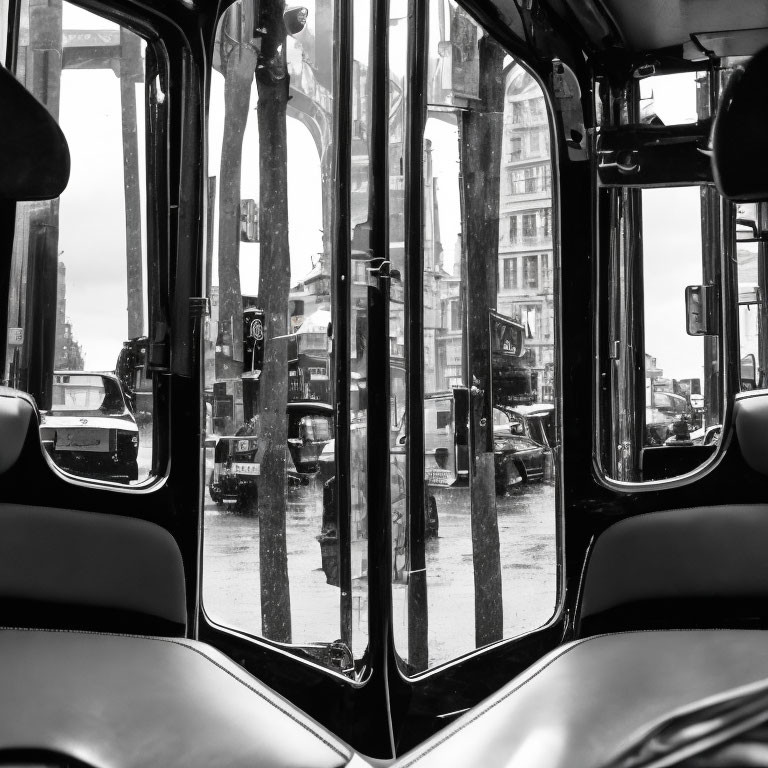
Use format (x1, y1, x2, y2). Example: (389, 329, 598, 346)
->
(4, 2, 155, 485)
(202, 0, 374, 675)
(391, 0, 559, 674)
(736, 203, 768, 391)
(643, 187, 719, 448)
(600, 70, 728, 482)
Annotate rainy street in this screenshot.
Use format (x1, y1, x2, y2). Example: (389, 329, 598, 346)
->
(202, 476, 557, 670)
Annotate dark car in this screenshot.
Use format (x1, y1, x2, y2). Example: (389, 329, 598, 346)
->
(39, 371, 139, 484)
(208, 435, 260, 506)
(208, 401, 334, 507)
(286, 402, 334, 474)
(492, 406, 546, 495)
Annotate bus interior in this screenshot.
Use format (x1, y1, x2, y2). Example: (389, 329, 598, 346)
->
(2, 0, 768, 765)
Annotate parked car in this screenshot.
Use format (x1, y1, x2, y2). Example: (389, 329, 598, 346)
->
(208, 401, 334, 507)
(39, 371, 139, 484)
(208, 434, 260, 506)
(665, 423, 721, 447)
(492, 406, 546, 494)
(316, 426, 440, 587)
(506, 403, 557, 449)
(646, 390, 691, 444)
(286, 402, 334, 474)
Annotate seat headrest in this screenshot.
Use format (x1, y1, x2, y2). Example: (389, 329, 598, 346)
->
(0, 390, 36, 474)
(0, 504, 187, 636)
(711, 46, 768, 202)
(734, 391, 768, 476)
(0, 64, 70, 201)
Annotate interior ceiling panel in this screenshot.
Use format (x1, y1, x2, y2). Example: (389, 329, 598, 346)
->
(594, 0, 768, 53)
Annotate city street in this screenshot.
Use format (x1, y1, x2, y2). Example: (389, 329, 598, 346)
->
(202, 475, 557, 670)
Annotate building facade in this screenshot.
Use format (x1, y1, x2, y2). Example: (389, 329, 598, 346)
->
(497, 65, 555, 403)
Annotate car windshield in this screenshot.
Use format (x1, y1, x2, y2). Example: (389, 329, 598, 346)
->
(493, 408, 525, 435)
(287, 410, 333, 442)
(49, 374, 127, 417)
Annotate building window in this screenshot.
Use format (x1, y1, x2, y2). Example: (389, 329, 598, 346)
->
(524, 167, 537, 193)
(541, 253, 549, 289)
(541, 165, 552, 193)
(503, 258, 517, 290)
(541, 208, 551, 237)
(509, 136, 522, 161)
(449, 299, 461, 331)
(509, 215, 518, 243)
(529, 130, 540, 154)
(522, 213, 537, 238)
(508, 165, 550, 195)
(519, 304, 539, 338)
(524, 255, 539, 289)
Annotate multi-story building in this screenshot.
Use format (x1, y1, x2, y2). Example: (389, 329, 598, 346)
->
(497, 65, 555, 403)
(54, 261, 84, 372)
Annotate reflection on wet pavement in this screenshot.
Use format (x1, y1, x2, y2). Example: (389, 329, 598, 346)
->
(203, 478, 556, 670)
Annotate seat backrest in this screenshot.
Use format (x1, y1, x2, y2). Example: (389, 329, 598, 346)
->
(577, 503, 768, 636)
(578, 392, 768, 637)
(0, 62, 70, 201)
(0, 389, 186, 636)
(711, 44, 768, 202)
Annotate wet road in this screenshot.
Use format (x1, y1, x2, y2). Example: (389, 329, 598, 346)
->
(202, 477, 557, 670)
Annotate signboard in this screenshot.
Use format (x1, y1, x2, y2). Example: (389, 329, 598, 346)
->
(239, 199, 259, 242)
(242, 307, 265, 379)
(489, 310, 525, 357)
(7, 328, 23, 346)
(449, 5, 481, 100)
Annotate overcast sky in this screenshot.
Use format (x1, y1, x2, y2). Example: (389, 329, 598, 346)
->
(55, 3, 705, 389)
(58, 4, 143, 370)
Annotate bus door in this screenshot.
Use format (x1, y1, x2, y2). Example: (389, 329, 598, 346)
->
(193, 0, 567, 755)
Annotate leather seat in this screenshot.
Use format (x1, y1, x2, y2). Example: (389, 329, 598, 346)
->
(576, 392, 768, 637)
(0, 389, 187, 636)
(576, 503, 768, 636)
(0, 627, 355, 768)
(392, 630, 768, 768)
(0, 390, 363, 767)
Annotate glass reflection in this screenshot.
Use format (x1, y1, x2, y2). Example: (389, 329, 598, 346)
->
(392, 0, 558, 673)
(203, 0, 366, 675)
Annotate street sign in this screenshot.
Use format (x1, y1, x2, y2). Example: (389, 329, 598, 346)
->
(7, 328, 23, 346)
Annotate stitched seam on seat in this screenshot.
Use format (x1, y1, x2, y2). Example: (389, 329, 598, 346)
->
(595, 503, 768, 529)
(0, 626, 349, 760)
(396, 628, 741, 767)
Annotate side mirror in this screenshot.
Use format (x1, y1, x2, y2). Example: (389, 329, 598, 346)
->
(736, 217, 767, 243)
(685, 285, 719, 336)
(283, 6, 308, 36)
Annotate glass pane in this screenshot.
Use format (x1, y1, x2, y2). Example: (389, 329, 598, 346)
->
(736, 203, 765, 393)
(642, 187, 720, 448)
(639, 71, 709, 125)
(202, 0, 366, 675)
(392, 0, 558, 673)
(5, 2, 151, 485)
(347, 0, 373, 658)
